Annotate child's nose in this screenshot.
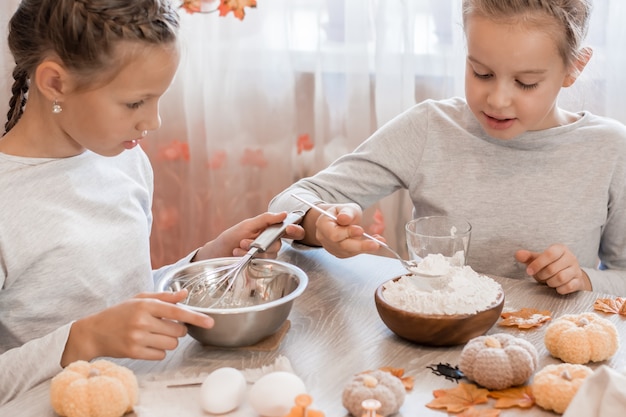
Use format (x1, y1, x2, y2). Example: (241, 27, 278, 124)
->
(487, 82, 512, 109)
(139, 103, 162, 132)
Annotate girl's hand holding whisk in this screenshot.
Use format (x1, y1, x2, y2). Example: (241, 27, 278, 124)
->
(60, 290, 214, 366)
(193, 212, 305, 262)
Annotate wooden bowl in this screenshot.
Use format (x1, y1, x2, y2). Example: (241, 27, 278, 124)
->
(374, 277, 505, 346)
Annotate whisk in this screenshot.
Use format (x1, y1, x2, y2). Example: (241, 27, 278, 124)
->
(179, 210, 305, 308)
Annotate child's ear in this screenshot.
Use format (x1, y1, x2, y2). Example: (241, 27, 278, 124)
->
(563, 47, 593, 87)
(34, 59, 69, 102)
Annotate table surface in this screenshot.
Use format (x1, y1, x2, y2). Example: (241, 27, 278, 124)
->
(3, 244, 625, 416)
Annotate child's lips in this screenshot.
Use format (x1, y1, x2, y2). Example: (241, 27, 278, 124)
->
(484, 113, 515, 130)
(485, 112, 512, 121)
(123, 139, 141, 149)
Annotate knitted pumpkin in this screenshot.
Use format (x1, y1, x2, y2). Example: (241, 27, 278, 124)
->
(50, 359, 138, 417)
(458, 333, 538, 390)
(342, 370, 405, 417)
(531, 363, 592, 414)
(544, 312, 619, 364)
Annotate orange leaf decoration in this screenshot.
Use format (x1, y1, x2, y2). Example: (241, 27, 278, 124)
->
(206, 150, 227, 170)
(297, 133, 314, 154)
(594, 297, 626, 315)
(180, 0, 203, 14)
(488, 386, 535, 409)
(498, 308, 551, 329)
(240, 148, 268, 168)
(218, 0, 257, 20)
(157, 139, 190, 162)
(378, 367, 414, 391)
(456, 407, 501, 417)
(426, 383, 490, 413)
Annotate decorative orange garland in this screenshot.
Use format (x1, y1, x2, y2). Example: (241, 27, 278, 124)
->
(180, 0, 257, 20)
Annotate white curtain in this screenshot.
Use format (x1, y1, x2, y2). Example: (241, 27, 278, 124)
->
(2, 0, 625, 266)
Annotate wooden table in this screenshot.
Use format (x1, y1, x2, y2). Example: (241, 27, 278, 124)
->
(2, 244, 625, 416)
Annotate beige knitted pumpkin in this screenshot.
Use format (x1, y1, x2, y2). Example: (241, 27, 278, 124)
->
(342, 370, 405, 417)
(50, 359, 138, 417)
(459, 333, 538, 390)
(531, 363, 592, 414)
(544, 312, 619, 364)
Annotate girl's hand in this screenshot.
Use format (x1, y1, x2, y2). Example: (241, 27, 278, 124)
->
(309, 203, 380, 258)
(515, 244, 592, 294)
(194, 212, 305, 261)
(61, 290, 213, 366)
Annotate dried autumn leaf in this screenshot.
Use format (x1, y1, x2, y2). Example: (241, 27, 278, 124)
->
(488, 386, 535, 409)
(379, 367, 414, 391)
(399, 376, 414, 391)
(426, 382, 490, 413)
(218, 0, 257, 20)
(362, 367, 414, 392)
(499, 308, 551, 329)
(378, 366, 404, 378)
(456, 406, 501, 417)
(593, 297, 626, 315)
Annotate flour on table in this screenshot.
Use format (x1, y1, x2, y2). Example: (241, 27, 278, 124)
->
(383, 255, 502, 315)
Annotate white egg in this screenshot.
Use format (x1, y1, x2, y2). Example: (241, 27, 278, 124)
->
(200, 367, 247, 414)
(248, 371, 307, 417)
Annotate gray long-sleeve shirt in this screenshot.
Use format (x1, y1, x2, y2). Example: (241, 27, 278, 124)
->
(271, 97, 626, 295)
(0, 148, 193, 405)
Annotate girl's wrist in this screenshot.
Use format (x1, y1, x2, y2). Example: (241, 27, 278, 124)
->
(193, 240, 218, 262)
(60, 319, 97, 367)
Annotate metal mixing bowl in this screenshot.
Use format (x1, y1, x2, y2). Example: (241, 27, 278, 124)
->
(156, 257, 308, 347)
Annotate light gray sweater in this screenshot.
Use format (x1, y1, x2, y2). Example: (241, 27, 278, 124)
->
(0, 148, 193, 405)
(270, 97, 626, 295)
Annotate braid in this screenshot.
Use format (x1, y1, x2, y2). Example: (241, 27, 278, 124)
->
(4, 0, 180, 133)
(48, 0, 179, 73)
(3, 68, 29, 136)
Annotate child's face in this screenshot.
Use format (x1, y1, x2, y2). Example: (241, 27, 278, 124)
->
(60, 43, 180, 157)
(464, 15, 572, 140)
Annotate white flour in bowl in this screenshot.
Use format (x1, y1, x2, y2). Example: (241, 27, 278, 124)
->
(382, 257, 502, 315)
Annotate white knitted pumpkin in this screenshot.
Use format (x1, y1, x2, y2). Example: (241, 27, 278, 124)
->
(459, 333, 538, 390)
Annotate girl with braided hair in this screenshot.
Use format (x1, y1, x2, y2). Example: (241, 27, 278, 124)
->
(0, 0, 304, 404)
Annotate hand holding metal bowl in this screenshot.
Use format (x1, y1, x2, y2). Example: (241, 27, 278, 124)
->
(157, 258, 308, 347)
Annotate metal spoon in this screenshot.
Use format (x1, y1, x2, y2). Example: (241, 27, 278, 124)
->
(291, 194, 445, 277)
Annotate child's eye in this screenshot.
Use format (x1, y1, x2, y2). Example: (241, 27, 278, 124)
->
(126, 101, 144, 109)
(473, 71, 492, 80)
(516, 81, 539, 91)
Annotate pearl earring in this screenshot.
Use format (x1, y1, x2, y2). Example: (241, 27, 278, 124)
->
(141, 130, 148, 137)
(52, 100, 62, 114)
